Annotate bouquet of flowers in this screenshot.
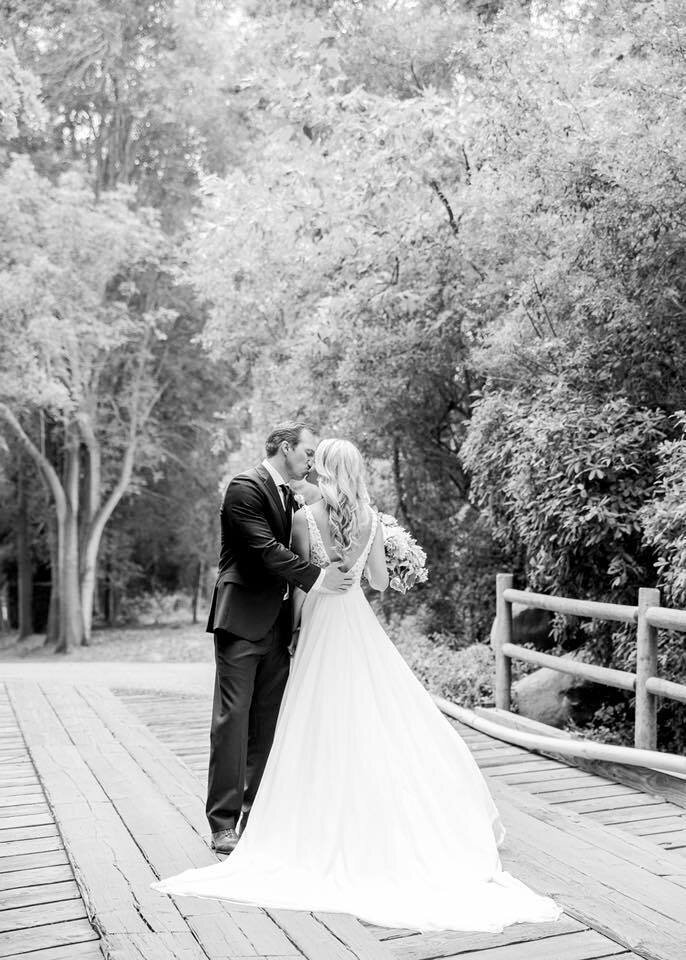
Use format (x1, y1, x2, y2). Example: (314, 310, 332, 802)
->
(376, 512, 429, 594)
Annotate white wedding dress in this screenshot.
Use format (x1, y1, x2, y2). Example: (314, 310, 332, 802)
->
(153, 508, 562, 932)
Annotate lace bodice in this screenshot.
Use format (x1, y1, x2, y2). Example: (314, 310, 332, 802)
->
(302, 505, 378, 584)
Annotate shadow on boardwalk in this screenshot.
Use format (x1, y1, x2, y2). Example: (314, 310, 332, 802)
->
(1, 664, 686, 960)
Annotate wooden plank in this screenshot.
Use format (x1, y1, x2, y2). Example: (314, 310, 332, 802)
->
(316, 912, 396, 959)
(0, 804, 50, 821)
(0, 918, 98, 958)
(484, 760, 563, 777)
(0, 836, 64, 858)
(0, 942, 103, 960)
(448, 929, 628, 959)
(0, 898, 87, 934)
(77, 686, 208, 837)
(0, 784, 41, 798)
(537, 754, 686, 812)
(0, 751, 28, 763)
(545, 786, 640, 804)
(0, 776, 39, 790)
(361, 926, 419, 942)
(555, 793, 664, 814)
(620, 818, 686, 836)
(0, 794, 45, 809)
(362, 918, 586, 960)
(588, 805, 683, 825)
(502, 770, 609, 788)
(0, 865, 74, 892)
(659, 831, 686, 849)
(0, 880, 81, 910)
(0, 811, 54, 831)
(0, 850, 70, 874)
(0, 824, 59, 843)
(104, 932, 224, 960)
(266, 910, 367, 960)
(477, 754, 558, 770)
(464, 742, 504, 755)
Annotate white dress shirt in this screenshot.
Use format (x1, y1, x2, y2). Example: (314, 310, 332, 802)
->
(262, 459, 324, 591)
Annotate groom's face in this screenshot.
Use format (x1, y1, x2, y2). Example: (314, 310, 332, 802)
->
(284, 429, 316, 480)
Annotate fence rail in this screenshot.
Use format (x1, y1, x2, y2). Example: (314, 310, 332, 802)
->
(494, 573, 686, 752)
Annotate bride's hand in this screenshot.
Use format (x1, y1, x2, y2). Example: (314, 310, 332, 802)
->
(321, 563, 354, 593)
(288, 627, 300, 657)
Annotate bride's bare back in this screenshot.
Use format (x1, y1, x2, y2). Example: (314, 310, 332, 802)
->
(308, 499, 374, 570)
(293, 498, 388, 592)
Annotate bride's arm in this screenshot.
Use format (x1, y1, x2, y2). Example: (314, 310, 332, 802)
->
(365, 520, 389, 592)
(290, 511, 311, 643)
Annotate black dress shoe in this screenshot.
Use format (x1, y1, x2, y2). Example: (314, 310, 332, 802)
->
(210, 827, 239, 854)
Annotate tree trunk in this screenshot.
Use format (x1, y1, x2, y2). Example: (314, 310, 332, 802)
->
(56, 436, 83, 652)
(191, 558, 204, 624)
(56, 506, 83, 652)
(0, 577, 9, 632)
(79, 431, 138, 644)
(80, 534, 99, 645)
(16, 463, 34, 639)
(45, 516, 60, 645)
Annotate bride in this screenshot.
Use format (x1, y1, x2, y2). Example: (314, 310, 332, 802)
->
(153, 439, 561, 932)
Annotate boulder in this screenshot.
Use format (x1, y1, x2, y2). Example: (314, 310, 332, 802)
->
(490, 602, 554, 651)
(512, 663, 591, 728)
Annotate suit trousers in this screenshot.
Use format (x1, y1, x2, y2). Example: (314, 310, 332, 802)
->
(206, 610, 290, 834)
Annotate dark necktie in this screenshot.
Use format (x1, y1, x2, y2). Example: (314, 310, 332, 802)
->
(279, 483, 295, 516)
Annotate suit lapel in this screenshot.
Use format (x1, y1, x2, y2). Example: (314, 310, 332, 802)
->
(255, 465, 288, 534)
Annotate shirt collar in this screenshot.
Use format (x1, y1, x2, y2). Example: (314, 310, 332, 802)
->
(262, 458, 288, 490)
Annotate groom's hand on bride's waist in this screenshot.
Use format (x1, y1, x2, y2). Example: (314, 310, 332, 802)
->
(319, 564, 354, 593)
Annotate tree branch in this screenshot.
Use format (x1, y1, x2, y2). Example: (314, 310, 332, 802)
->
(533, 278, 558, 337)
(430, 180, 461, 238)
(0, 405, 66, 518)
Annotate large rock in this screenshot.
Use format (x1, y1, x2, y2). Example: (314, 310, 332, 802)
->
(490, 602, 555, 651)
(512, 662, 591, 728)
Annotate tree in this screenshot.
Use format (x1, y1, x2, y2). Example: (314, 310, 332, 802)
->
(3, 0, 251, 218)
(0, 156, 171, 649)
(0, 38, 44, 143)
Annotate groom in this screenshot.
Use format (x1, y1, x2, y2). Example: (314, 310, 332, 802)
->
(205, 421, 352, 854)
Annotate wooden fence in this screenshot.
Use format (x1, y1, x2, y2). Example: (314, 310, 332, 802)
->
(493, 573, 686, 753)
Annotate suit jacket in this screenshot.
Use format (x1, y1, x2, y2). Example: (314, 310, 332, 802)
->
(206, 465, 321, 641)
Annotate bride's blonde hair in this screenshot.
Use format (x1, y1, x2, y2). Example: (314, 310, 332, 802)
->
(315, 439, 370, 557)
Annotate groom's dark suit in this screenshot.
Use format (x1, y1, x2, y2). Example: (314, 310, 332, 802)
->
(205, 465, 321, 834)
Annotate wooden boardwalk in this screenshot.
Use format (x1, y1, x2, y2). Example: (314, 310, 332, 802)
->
(2, 678, 686, 960)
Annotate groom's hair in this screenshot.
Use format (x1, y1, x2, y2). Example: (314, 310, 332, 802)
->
(265, 421, 309, 456)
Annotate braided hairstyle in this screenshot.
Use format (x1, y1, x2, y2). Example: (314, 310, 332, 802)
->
(315, 439, 370, 559)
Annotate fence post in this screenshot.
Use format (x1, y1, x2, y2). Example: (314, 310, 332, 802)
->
(495, 573, 513, 711)
(635, 586, 660, 751)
